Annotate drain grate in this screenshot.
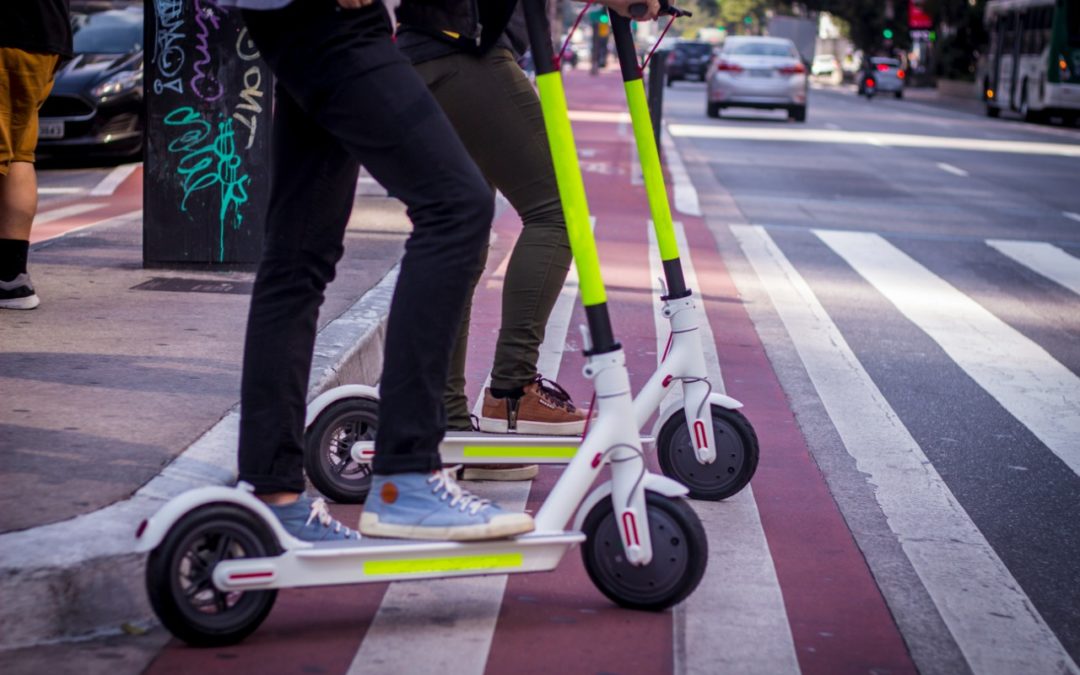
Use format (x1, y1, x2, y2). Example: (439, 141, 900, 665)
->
(131, 277, 253, 295)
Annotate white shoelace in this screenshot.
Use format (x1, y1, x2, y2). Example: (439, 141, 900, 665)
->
(428, 468, 491, 515)
(306, 497, 354, 537)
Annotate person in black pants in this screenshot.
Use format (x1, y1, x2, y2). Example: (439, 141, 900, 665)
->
(222, 0, 534, 542)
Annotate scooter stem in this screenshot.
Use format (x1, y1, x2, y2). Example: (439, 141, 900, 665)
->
(609, 12, 691, 300)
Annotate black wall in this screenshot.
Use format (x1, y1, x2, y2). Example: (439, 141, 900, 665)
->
(143, 0, 272, 267)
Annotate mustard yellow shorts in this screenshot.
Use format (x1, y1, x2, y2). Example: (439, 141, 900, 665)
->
(0, 48, 59, 175)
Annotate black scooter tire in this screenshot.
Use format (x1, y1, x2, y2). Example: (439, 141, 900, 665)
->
(304, 397, 379, 503)
(656, 405, 759, 501)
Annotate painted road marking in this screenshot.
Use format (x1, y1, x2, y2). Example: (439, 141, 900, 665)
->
(38, 187, 84, 195)
(649, 224, 799, 675)
(661, 130, 702, 217)
(33, 203, 107, 225)
(1064, 211, 1080, 223)
(732, 224, 1078, 675)
(987, 239, 1080, 297)
(348, 242, 581, 675)
(818, 229, 1080, 479)
(668, 124, 1080, 157)
(936, 162, 969, 177)
(89, 163, 139, 196)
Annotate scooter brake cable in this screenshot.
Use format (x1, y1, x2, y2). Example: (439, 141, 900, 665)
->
(600, 442, 648, 508)
(556, 0, 595, 70)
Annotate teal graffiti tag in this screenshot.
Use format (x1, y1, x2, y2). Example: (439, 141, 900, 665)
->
(163, 106, 250, 262)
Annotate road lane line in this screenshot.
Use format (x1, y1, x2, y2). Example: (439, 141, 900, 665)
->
(668, 124, 1080, 157)
(37, 187, 84, 195)
(817, 229, 1080, 478)
(733, 224, 1079, 675)
(661, 130, 702, 217)
(936, 162, 969, 177)
(32, 203, 107, 225)
(347, 249, 580, 675)
(1064, 211, 1080, 223)
(650, 223, 800, 675)
(89, 163, 139, 196)
(987, 239, 1080, 297)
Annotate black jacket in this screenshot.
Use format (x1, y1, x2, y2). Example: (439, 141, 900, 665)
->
(398, 0, 521, 54)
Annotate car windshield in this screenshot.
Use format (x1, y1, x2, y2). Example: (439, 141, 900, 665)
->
(72, 9, 143, 54)
(872, 58, 901, 68)
(725, 42, 796, 58)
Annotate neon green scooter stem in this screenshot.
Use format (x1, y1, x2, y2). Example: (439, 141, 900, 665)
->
(535, 73, 607, 309)
(623, 79, 680, 263)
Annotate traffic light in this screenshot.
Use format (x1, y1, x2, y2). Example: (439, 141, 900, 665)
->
(883, 28, 894, 40)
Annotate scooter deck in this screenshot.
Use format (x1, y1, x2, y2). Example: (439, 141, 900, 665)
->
(351, 431, 656, 465)
(212, 530, 585, 590)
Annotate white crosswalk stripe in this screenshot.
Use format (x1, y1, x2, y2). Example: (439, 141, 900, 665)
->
(817, 229, 1080, 479)
(732, 223, 1080, 675)
(650, 224, 800, 675)
(987, 239, 1080, 298)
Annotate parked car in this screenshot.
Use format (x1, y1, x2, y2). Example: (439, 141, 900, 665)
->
(666, 40, 714, 85)
(705, 36, 809, 122)
(858, 57, 905, 99)
(36, 2, 144, 158)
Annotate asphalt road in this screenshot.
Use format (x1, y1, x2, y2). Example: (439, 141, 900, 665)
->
(665, 80, 1080, 672)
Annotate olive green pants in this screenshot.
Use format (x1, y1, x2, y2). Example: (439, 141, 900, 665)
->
(415, 48, 572, 430)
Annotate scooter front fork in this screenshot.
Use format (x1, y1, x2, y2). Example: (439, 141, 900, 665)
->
(663, 296, 718, 465)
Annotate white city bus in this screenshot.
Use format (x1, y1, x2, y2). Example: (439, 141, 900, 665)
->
(983, 0, 1080, 122)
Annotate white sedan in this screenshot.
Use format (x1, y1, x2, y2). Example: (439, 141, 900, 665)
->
(705, 36, 809, 122)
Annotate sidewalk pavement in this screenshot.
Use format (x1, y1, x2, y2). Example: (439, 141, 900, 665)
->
(0, 184, 409, 649)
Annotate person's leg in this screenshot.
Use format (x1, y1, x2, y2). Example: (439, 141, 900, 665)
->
(0, 49, 58, 310)
(242, 3, 531, 539)
(416, 49, 584, 438)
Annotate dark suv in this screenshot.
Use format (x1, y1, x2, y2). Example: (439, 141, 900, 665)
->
(666, 41, 713, 85)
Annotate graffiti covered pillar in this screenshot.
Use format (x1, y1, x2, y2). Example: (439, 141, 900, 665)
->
(143, 0, 272, 268)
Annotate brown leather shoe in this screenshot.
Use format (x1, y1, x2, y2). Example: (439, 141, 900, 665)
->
(478, 375, 587, 435)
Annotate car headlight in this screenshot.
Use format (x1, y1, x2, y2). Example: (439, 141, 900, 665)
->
(91, 70, 142, 100)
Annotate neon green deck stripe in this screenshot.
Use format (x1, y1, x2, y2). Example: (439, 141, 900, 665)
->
(462, 445, 579, 459)
(536, 72, 607, 307)
(624, 79, 680, 262)
(364, 553, 524, 576)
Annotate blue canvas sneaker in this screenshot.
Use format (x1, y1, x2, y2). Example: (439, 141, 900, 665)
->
(360, 469, 535, 541)
(268, 495, 360, 543)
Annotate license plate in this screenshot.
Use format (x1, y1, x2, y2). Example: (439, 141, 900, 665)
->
(38, 120, 64, 139)
(749, 69, 773, 78)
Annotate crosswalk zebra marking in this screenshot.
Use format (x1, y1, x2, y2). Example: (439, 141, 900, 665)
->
(650, 223, 800, 675)
(32, 202, 107, 225)
(817, 229, 1080, 479)
(732, 223, 1079, 675)
(346, 248, 581, 675)
(988, 239, 1080, 297)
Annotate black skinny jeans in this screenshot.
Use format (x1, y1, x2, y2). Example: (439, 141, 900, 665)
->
(237, 1, 492, 492)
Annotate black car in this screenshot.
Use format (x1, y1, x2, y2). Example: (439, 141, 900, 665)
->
(666, 41, 713, 86)
(37, 3, 144, 158)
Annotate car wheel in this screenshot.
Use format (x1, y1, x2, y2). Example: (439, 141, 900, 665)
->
(706, 102, 721, 119)
(986, 103, 1000, 118)
(894, 90, 903, 100)
(790, 105, 807, 122)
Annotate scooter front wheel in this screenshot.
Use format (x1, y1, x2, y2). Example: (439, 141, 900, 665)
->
(581, 493, 707, 611)
(656, 405, 759, 501)
(304, 397, 378, 503)
(145, 504, 280, 647)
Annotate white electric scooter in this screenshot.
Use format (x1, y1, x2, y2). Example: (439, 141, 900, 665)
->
(138, 1, 708, 647)
(303, 2, 758, 505)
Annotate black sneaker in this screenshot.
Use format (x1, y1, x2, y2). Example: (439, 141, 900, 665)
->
(0, 273, 40, 310)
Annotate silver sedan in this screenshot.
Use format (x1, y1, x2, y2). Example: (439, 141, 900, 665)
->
(705, 36, 809, 122)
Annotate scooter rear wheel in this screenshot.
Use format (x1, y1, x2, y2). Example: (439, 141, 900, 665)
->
(145, 504, 280, 647)
(304, 397, 378, 503)
(581, 493, 707, 611)
(656, 405, 759, 501)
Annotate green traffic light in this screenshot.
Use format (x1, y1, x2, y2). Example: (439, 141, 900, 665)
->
(743, 16, 752, 24)
(599, 13, 609, 24)
(883, 28, 894, 39)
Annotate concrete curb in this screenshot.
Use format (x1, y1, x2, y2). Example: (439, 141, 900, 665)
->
(0, 265, 399, 649)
